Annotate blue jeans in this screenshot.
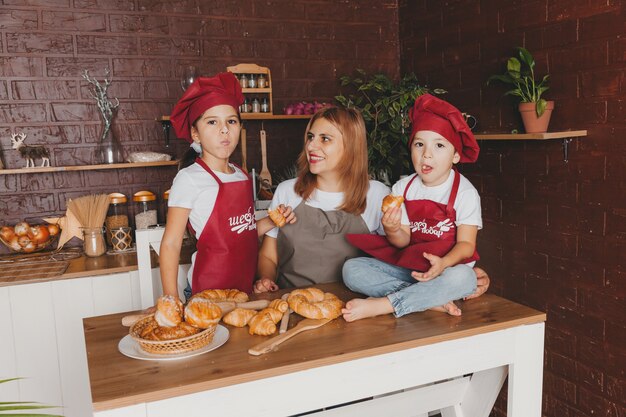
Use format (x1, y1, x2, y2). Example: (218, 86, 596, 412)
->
(342, 257, 477, 317)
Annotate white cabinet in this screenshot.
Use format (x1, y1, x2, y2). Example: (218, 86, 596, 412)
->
(0, 271, 143, 417)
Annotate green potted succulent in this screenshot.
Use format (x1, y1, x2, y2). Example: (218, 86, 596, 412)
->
(488, 47, 553, 133)
(0, 378, 63, 416)
(335, 70, 446, 183)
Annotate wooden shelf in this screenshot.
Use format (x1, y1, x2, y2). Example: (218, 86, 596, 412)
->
(157, 114, 310, 122)
(474, 130, 587, 162)
(474, 130, 587, 140)
(0, 160, 178, 175)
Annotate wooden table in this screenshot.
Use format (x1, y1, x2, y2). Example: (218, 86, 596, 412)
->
(84, 283, 546, 417)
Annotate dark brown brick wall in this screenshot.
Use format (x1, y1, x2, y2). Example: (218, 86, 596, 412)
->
(399, 1, 624, 416)
(0, 1, 400, 251)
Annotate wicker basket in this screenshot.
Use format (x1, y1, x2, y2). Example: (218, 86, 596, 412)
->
(130, 316, 216, 355)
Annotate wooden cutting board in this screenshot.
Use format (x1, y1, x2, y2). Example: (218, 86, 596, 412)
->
(0, 261, 69, 283)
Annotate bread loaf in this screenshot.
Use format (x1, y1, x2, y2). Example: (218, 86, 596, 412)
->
(192, 289, 249, 303)
(154, 295, 184, 327)
(184, 297, 222, 329)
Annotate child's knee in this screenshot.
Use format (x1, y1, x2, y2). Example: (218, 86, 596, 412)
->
(448, 264, 477, 293)
(342, 257, 371, 289)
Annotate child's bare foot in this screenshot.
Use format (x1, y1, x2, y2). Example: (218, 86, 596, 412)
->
(341, 297, 394, 322)
(429, 301, 462, 316)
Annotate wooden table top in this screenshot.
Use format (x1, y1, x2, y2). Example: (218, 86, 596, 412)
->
(84, 283, 546, 412)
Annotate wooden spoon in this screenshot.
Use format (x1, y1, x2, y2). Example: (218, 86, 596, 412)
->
(121, 299, 270, 327)
(248, 318, 331, 356)
(259, 128, 272, 187)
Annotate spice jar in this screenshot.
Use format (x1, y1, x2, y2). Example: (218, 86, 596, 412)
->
(82, 227, 106, 257)
(252, 97, 261, 113)
(261, 97, 269, 113)
(133, 191, 158, 230)
(239, 74, 248, 89)
(257, 74, 267, 88)
(105, 193, 129, 245)
(248, 74, 257, 88)
(240, 97, 249, 113)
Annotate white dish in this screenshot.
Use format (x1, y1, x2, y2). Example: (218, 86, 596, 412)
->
(118, 325, 229, 361)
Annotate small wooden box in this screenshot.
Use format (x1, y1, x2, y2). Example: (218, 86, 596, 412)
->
(227, 63, 273, 115)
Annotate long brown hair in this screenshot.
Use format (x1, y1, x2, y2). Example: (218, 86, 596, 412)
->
(294, 106, 369, 214)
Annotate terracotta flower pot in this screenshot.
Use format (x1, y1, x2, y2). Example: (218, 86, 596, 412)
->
(519, 101, 554, 133)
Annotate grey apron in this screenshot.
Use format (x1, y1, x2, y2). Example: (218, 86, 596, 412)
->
(276, 201, 370, 288)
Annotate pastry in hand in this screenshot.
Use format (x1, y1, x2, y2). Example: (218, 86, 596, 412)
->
(223, 308, 257, 327)
(267, 208, 286, 227)
(381, 194, 404, 213)
(288, 288, 344, 320)
(154, 295, 183, 327)
(184, 297, 222, 329)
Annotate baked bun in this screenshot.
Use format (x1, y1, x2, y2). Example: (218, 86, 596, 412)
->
(154, 295, 183, 327)
(288, 288, 344, 320)
(192, 289, 249, 303)
(184, 297, 222, 329)
(145, 322, 201, 341)
(223, 308, 257, 327)
(381, 194, 404, 212)
(267, 208, 286, 228)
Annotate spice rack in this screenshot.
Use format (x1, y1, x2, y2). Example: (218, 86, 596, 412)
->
(227, 63, 273, 115)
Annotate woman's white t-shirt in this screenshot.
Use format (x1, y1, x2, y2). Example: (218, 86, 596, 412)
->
(265, 178, 390, 238)
(392, 171, 482, 229)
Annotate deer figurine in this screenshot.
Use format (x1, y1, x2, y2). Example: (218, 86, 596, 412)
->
(10, 133, 50, 168)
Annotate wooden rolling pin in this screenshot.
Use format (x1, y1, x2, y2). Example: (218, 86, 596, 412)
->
(121, 299, 270, 327)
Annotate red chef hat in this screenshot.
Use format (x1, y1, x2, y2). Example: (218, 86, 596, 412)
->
(170, 72, 244, 142)
(408, 94, 480, 163)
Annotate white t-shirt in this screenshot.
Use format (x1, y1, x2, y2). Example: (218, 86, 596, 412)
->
(265, 178, 390, 239)
(392, 171, 482, 229)
(168, 162, 249, 239)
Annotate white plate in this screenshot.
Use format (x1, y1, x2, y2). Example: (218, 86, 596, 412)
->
(118, 325, 229, 361)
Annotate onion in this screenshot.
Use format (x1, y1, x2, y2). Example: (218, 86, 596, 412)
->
(30, 225, 50, 244)
(47, 224, 60, 236)
(14, 221, 30, 236)
(22, 241, 37, 253)
(0, 226, 14, 241)
(8, 235, 21, 251)
(18, 235, 32, 248)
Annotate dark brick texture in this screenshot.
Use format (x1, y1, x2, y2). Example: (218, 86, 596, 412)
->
(399, 1, 625, 416)
(0, 0, 400, 247)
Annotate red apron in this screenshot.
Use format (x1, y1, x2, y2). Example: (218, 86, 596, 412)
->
(347, 170, 479, 271)
(190, 158, 257, 294)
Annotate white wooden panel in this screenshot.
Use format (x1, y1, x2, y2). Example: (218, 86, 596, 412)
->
(52, 277, 95, 417)
(458, 366, 507, 417)
(94, 403, 147, 417)
(10, 283, 62, 407)
(91, 273, 134, 316)
(508, 323, 545, 417)
(128, 270, 142, 311)
(0, 286, 18, 401)
(143, 328, 520, 417)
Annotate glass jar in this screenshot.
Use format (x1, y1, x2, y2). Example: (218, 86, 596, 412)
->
(248, 74, 257, 88)
(257, 74, 267, 88)
(252, 97, 261, 113)
(261, 97, 269, 113)
(82, 227, 106, 257)
(105, 193, 129, 245)
(133, 191, 158, 230)
(239, 74, 248, 89)
(110, 226, 133, 252)
(240, 97, 249, 113)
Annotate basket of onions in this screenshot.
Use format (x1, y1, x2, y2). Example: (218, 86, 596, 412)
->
(0, 221, 61, 253)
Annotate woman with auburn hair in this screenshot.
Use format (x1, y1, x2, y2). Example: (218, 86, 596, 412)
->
(254, 106, 390, 292)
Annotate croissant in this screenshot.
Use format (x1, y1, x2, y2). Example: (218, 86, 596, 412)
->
(143, 322, 201, 341)
(222, 308, 257, 327)
(139, 317, 160, 339)
(248, 307, 284, 336)
(267, 208, 286, 227)
(269, 298, 288, 313)
(288, 288, 344, 320)
(192, 289, 249, 303)
(381, 194, 404, 213)
(184, 297, 222, 329)
(154, 295, 184, 327)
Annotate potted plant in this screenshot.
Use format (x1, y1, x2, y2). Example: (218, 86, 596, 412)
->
(488, 47, 553, 133)
(0, 378, 63, 416)
(335, 70, 446, 183)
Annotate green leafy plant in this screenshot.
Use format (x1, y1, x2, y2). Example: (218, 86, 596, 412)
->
(335, 69, 445, 183)
(488, 47, 550, 116)
(0, 378, 63, 416)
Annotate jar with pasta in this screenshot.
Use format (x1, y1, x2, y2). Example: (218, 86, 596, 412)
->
(133, 191, 158, 230)
(105, 193, 129, 245)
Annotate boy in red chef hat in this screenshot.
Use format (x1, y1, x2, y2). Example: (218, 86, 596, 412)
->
(343, 94, 481, 320)
(161, 72, 293, 300)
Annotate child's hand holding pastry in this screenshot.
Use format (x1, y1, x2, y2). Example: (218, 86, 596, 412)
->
(381, 206, 402, 233)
